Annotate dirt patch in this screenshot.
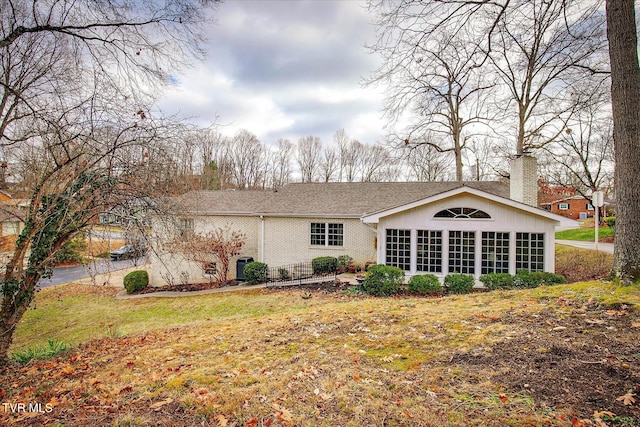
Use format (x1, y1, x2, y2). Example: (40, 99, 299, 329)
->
(450, 300, 640, 423)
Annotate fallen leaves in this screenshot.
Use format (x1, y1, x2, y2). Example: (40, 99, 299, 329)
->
(149, 397, 173, 411)
(616, 392, 636, 406)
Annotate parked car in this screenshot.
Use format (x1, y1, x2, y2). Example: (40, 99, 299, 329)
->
(110, 244, 146, 261)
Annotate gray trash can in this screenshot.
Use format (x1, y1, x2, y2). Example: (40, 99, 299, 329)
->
(236, 256, 254, 281)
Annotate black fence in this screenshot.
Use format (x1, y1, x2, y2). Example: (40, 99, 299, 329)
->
(265, 261, 336, 288)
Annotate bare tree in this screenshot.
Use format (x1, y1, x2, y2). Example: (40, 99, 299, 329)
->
(360, 144, 394, 182)
(319, 146, 339, 183)
(268, 138, 293, 190)
(334, 129, 351, 182)
(296, 136, 322, 183)
(541, 90, 614, 206)
(403, 141, 454, 182)
(463, 137, 503, 181)
(0, 0, 217, 366)
(367, 3, 495, 180)
(341, 138, 364, 183)
(487, 1, 605, 155)
(164, 226, 246, 285)
(227, 130, 265, 190)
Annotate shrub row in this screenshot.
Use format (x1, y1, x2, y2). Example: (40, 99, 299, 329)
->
(479, 271, 566, 290)
(360, 267, 567, 297)
(312, 256, 338, 274)
(362, 267, 475, 296)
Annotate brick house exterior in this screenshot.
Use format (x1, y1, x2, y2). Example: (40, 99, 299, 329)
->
(149, 172, 576, 286)
(541, 195, 596, 220)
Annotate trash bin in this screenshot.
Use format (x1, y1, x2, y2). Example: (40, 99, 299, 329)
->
(236, 256, 254, 281)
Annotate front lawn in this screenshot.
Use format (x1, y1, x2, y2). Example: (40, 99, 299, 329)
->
(555, 225, 614, 241)
(3, 282, 640, 426)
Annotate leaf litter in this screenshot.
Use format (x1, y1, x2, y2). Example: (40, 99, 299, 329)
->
(1, 282, 640, 426)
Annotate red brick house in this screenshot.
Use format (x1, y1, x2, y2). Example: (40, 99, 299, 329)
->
(540, 195, 596, 219)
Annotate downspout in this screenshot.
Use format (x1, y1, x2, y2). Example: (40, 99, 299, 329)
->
(260, 215, 265, 263)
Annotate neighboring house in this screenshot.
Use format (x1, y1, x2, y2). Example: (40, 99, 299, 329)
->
(540, 195, 598, 220)
(150, 156, 577, 287)
(0, 206, 24, 251)
(98, 201, 150, 227)
(0, 192, 26, 247)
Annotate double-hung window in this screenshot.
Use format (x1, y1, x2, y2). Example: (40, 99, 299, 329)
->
(311, 222, 344, 247)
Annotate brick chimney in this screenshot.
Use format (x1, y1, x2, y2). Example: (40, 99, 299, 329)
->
(510, 155, 538, 207)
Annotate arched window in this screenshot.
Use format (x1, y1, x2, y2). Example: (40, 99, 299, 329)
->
(434, 207, 491, 219)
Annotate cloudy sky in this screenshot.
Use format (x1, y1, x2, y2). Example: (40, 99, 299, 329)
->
(158, 0, 387, 147)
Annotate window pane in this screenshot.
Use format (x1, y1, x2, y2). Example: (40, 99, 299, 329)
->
(310, 223, 326, 245)
(449, 231, 475, 274)
(417, 230, 442, 273)
(386, 229, 411, 271)
(481, 232, 510, 274)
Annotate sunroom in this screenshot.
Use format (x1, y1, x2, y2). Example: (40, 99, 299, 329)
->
(361, 186, 575, 279)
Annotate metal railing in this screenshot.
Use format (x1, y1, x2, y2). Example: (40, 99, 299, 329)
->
(266, 261, 336, 288)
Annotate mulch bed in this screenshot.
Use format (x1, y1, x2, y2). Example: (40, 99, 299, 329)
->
(131, 280, 241, 294)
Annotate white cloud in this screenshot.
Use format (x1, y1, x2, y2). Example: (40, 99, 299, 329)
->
(157, 0, 387, 146)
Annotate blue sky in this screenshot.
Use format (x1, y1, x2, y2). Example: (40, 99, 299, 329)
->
(158, 0, 386, 146)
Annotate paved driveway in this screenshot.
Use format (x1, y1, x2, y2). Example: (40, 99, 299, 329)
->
(37, 256, 149, 288)
(556, 240, 614, 254)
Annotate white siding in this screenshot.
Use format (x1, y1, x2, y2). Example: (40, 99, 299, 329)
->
(376, 194, 557, 278)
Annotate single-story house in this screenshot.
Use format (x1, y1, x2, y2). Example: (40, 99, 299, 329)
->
(149, 156, 577, 286)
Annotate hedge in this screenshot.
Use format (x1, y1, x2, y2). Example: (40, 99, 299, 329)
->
(443, 273, 474, 294)
(311, 256, 338, 274)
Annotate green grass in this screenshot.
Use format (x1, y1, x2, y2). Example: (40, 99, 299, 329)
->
(11, 285, 316, 353)
(555, 226, 614, 241)
(10, 339, 72, 365)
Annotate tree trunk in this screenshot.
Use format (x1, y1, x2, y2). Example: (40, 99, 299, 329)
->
(606, 0, 640, 283)
(0, 272, 40, 366)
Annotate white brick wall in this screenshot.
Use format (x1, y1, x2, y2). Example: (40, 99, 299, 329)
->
(262, 216, 377, 268)
(149, 215, 260, 286)
(149, 214, 377, 286)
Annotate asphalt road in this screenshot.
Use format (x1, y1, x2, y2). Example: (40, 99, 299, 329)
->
(37, 256, 149, 288)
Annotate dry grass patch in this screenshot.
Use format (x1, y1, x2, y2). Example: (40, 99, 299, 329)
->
(3, 282, 640, 426)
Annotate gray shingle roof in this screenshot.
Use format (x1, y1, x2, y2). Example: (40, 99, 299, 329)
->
(170, 181, 510, 217)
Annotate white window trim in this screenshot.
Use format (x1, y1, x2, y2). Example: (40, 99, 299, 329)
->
(310, 222, 344, 247)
